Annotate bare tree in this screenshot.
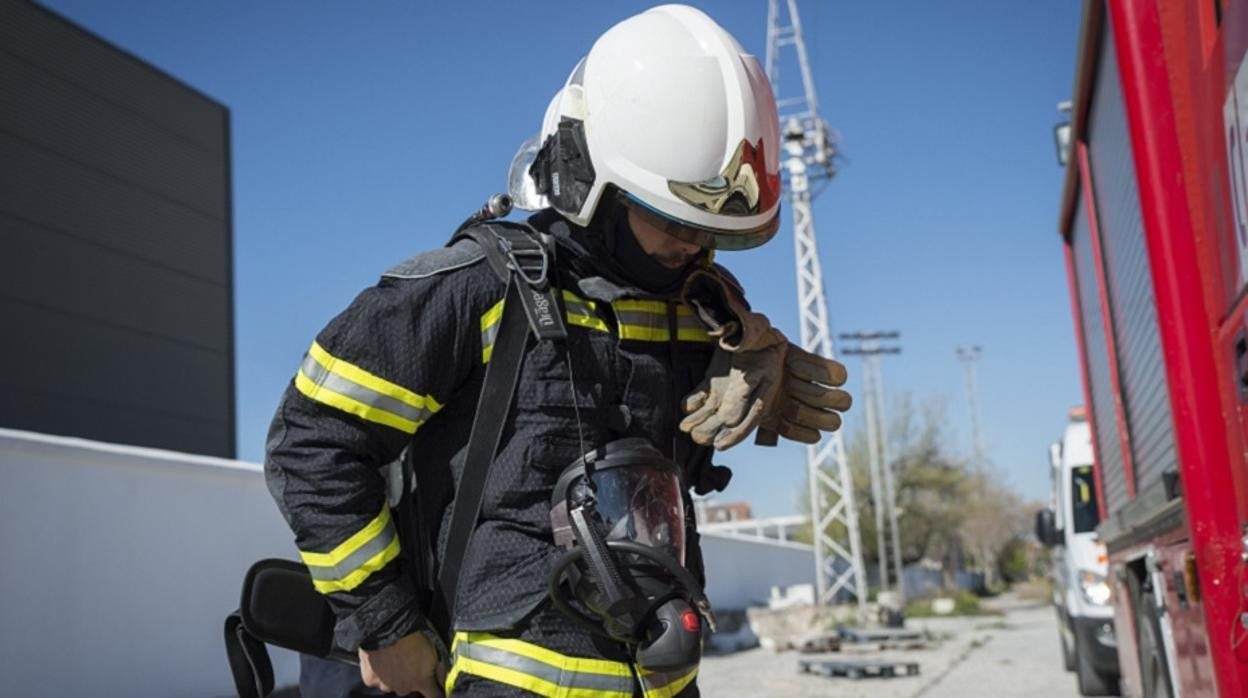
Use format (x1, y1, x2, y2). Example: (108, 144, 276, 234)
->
(797, 394, 1031, 592)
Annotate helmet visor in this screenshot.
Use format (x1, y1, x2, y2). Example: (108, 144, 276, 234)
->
(591, 465, 685, 565)
(619, 192, 780, 251)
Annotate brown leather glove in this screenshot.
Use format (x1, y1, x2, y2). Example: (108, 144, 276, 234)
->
(680, 342, 851, 450)
(760, 345, 852, 445)
(682, 268, 777, 352)
(680, 338, 787, 450)
(679, 268, 851, 449)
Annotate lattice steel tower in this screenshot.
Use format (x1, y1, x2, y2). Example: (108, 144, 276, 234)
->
(766, 0, 867, 613)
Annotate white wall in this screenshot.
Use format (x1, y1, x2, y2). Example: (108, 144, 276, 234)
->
(0, 428, 301, 696)
(699, 532, 815, 610)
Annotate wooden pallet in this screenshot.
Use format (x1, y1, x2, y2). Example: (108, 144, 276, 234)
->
(798, 658, 921, 680)
(837, 626, 925, 645)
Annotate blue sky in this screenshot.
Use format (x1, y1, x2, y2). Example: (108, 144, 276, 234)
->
(44, 1, 1084, 516)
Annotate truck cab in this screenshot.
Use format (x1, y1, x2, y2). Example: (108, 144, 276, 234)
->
(1045, 408, 1119, 696)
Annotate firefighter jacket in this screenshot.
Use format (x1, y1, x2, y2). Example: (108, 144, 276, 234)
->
(264, 210, 732, 652)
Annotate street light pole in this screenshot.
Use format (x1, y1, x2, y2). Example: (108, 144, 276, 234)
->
(873, 352, 905, 605)
(841, 332, 902, 600)
(956, 345, 985, 471)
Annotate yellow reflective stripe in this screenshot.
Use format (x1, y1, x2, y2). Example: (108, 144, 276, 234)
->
(445, 662, 461, 696)
(561, 289, 597, 309)
(566, 312, 610, 333)
(619, 324, 670, 341)
(300, 506, 392, 567)
(640, 666, 698, 698)
(481, 298, 505, 364)
(300, 506, 402, 593)
(563, 290, 610, 334)
(447, 632, 636, 698)
(464, 634, 634, 678)
(449, 656, 573, 697)
(294, 372, 422, 434)
(613, 299, 710, 343)
(309, 536, 400, 593)
(308, 342, 443, 413)
(481, 299, 505, 331)
(676, 327, 711, 342)
(613, 299, 667, 314)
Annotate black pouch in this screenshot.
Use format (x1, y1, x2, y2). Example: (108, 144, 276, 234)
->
(225, 559, 353, 698)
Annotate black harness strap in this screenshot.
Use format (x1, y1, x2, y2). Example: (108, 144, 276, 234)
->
(428, 222, 566, 639)
(428, 276, 531, 637)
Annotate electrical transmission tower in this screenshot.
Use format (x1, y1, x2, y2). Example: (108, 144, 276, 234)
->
(766, 0, 867, 614)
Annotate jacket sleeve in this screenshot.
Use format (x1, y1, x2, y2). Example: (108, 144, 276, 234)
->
(264, 262, 492, 651)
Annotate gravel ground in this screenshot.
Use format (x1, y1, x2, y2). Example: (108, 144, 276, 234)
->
(698, 594, 1083, 698)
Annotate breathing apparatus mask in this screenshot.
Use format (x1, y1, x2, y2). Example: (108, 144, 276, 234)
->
(548, 438, 716, 671)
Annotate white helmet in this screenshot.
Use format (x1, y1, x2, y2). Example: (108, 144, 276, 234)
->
(522, 4, 781, 250)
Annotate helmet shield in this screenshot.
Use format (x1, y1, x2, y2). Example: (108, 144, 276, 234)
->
(620, 191, 780, 251)
(508, 133, 549, 212)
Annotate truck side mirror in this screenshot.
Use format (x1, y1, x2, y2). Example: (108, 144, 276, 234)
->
(1035, 509, 1061, 547)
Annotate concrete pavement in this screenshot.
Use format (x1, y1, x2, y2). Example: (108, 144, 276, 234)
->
(698, 594, 1086, 697)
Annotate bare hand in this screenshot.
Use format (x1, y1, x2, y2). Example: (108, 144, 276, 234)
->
(359, 631, 446, 697)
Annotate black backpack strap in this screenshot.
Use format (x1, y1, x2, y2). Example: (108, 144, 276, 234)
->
(427, 223, 567, 639)
(224, 610, 274, 698)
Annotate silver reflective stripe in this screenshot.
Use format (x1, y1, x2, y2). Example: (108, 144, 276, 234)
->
(563, 297, 594, 317)
(303, 516, 398, 582)
(299, 355, 434, 424)
(676, 314, 705, 330)
(615, 311, 665, 328)
(481, 321, 501, 350)
(455, 641, 634, 693)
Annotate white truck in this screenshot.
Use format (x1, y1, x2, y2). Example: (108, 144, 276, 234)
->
(1037, 408, 1120, 696)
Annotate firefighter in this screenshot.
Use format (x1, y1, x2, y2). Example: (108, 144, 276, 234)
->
(265, 6, 850, 696)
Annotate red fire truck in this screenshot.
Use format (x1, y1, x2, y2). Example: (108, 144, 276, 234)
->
(1057, 0, 1248, 695)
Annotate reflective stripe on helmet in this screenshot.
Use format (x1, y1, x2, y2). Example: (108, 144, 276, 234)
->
(298, 505, 401, 594)
(446, 632, 635, 698)
(295, 341, 443, 434)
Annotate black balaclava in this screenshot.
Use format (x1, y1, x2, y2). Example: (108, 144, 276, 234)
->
(570, 196, 698, 295)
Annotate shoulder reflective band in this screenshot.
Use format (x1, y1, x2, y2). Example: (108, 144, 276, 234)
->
(295, 342, 443, 434)
(563, 290, 610, 333)
(481, 295, 712, 358)
(446, 632, 635, 698)
(299, 505, 401, 594)
(480, 291, 611, 364)
(675, 304, 711, 343)
(481, 299, 506, 363)
(613, 300, 713, 343)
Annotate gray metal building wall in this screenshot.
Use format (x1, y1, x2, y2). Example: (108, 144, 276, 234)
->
(0, 1, 234, 457)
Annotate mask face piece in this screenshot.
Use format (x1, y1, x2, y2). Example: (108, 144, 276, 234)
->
(548, 438, 712, 671)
